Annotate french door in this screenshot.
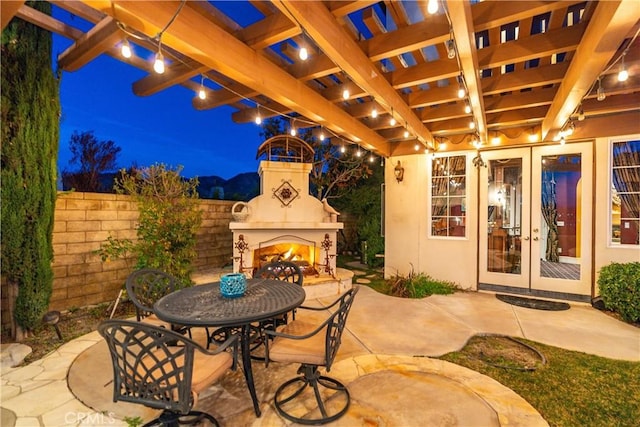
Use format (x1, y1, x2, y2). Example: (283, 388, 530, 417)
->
(479, 143, 592, 300)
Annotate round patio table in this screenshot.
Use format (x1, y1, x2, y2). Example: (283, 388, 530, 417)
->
(154, 278, 306, 417)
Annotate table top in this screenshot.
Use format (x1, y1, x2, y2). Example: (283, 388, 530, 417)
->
(153, 278, 306, 327)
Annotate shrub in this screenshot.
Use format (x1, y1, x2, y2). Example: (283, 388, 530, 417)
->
(389, 267, 459, 298)
(98, 164, 202, 286)
(597, 262, 640, 323)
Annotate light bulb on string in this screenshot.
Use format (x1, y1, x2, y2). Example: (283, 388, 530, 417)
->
(342, 88, 350, 100)
(464, 100, 471, 114)
(457, 76, 466, 99)
(356, 148, 362, 157)
(299, 46, 308, 61)
(197, 76, 206, 100)
(597, 77, 605, 101)
(469, 120, 476, 130)
(618, 55, 628, 82)
(153, 50, 165, 74)
(404, 128, 410, 139)
(319, 127, 325, 141)
(369, 154, 375, 163)
(414, 143, 420, 151)
(371, 107, 378, 118)
(290, 119, 297, 136)
(254, 104, 262, 125)
(121, 39, 132, 58)
(427, 0, 438, 14)
(340, 144, 346, 154)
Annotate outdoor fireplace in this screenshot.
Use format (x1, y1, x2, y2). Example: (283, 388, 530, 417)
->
(229, 136, 345, 286)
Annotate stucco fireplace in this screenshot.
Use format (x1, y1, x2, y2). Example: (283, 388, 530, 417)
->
(229, 136, 352, 298)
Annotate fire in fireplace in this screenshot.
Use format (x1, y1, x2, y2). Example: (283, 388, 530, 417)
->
(253, 237, 320, 276)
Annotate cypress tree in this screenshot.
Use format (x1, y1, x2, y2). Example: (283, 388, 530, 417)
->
(1, 2, 59, 336)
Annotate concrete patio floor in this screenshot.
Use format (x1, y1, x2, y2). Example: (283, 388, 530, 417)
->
(1, 278, 639, 426)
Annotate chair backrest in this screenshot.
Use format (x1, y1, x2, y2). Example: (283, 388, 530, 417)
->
(125, 268, 179, 321)
(324, 286, 358, 371)
(98, 319, 196, 414)
(254, 260, 303, 286)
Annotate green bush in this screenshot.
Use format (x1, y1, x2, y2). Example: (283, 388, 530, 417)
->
(597, 262, 640, 323)
(389, 269, 459, 298)
(98, 164, 202, 286)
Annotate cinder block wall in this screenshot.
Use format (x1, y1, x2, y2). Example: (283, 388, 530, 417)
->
(1, 192, 234, 330)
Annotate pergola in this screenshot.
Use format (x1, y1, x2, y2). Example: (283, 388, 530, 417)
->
(2, 1, 639, 157)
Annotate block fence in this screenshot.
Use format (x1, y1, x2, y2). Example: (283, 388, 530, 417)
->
(1, 192, 234, 332)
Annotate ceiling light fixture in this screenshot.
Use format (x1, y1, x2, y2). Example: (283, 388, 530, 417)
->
(121, 38, 132, 58)
(597, 77, 606, 101)
(427, 0, 439, 15)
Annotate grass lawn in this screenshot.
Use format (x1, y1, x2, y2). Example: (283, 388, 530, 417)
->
(340, 256, 640, 427)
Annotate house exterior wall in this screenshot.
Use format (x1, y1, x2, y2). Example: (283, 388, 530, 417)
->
(385, 136, 639, 298)
(593, 134, 640, 293)
(384, 151, 479, 289)
(1, 192, 234, 332)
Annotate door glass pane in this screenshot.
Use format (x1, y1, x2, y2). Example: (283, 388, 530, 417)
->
(431, 155, 466, 237)
(540, 155, 581, 279)
(487, 159, 522, 273)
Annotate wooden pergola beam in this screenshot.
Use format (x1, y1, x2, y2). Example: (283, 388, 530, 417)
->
(272, 0, 433, 148)
(447, 0, 488, 144)
(82, 0, 390, 155)
(58, 16, 121, 72)
(1, 1, 25, 30)
(541, 0, 640, 140)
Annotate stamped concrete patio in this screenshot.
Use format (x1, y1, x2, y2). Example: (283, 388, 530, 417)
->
(1, 271, 639, 426)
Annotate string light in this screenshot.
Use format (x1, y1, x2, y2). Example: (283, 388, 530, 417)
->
(414, 143, 420, 151)
(299, 46, 308, 61)
(340, 143, 346, 153)
(596, 77, 606, 101)
(369, 154, 375, 163)
(319, 127, 325, 141)
(618, 54, 628, 82)
(427, 0, 439, 14)
(197, 75, 206, 100)
(342, 88, 350, 100)
(528, 130, 538, 143)
(469, 120, 476, 129)
(371, 107, 378, 118)
(356, 148, 362, 157)
(290, 119, 297, 136)
(121, 38, 132, 58)
(404, 128, 410, 138)
(389, 108, 397, 126)
(153, 49, 165, 74)
(254, 105, 262, 125)
(464, 100, 471, 114)
(457, 75, 466, 99)
(446, 39, 456, 59)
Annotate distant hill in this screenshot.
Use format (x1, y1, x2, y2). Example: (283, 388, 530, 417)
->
(196, 172, 260, 201)
(63, 171, 260, 202)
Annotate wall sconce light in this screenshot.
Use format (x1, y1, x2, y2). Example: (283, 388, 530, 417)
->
(394, 160, 405, 183)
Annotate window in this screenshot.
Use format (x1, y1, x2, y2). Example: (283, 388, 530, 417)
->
(431, 155, 466, 237)
(611, 139, 640, 245)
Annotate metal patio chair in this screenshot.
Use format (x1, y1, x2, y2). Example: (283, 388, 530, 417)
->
(98, 319, 238, 427)
(264, 286, 358, 425)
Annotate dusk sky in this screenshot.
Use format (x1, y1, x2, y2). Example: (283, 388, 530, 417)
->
(52, 5, 266, 180)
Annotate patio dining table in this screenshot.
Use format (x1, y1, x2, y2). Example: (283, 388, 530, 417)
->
(153, 278, 306, 417)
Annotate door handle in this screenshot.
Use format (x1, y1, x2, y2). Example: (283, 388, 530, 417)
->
(533, 237, 539, 241)
(524, 236, 530, 241)
(533, 228, 539, 233)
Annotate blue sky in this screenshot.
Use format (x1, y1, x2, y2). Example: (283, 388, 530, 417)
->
(53, 8, 264, 180)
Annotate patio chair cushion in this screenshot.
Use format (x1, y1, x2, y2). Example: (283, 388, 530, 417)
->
(144, 347, 233, 396)
(268, 320, 326, 366)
